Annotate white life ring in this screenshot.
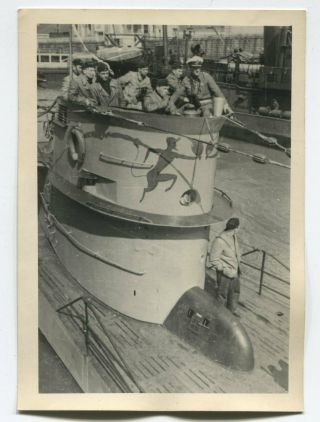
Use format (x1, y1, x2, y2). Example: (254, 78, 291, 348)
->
(68, 127, 86, 165)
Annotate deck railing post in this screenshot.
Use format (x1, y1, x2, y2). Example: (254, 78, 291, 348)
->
(259, 250, 267, 295)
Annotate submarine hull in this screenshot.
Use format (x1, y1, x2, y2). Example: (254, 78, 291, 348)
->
(40, 186, 209, 324)
(39, 99, 254, 373)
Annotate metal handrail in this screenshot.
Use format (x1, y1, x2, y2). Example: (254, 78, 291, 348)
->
(240, 247, 289, 298)
(57, 295, 144, 392)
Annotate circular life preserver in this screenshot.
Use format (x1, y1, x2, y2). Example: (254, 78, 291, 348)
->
(68, 127, 86, 165)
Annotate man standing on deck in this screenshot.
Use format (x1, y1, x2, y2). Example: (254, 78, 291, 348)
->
(169, 57, 233, 117)
(208, 218, 242, 317)
(117, 60, 153, 109)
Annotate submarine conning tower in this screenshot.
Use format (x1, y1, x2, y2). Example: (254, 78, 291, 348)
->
(40, 98, 254, 370)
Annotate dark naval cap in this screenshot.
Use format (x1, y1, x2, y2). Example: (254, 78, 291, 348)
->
(72, 58, 83, 66)
(96, 61, 114, 75)
(157, 79, 170, 87)
(225, 217, 240, 230)
(97, 62, 109, 72)
(191, 44, 206, 57)
(137, 58, 149, 69)
(82, 60, 97, 69)
(171, 59, 183, 69)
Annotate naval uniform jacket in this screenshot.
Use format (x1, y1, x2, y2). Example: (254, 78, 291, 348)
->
(166, 72, 183, 92)
(182, 71, 225, 101)
(209, 230, 241, 279)
(167, 71, 226, 114)
(66, 74, 98, 105)
(95, 77, 121, 107)
(117, 71, 153, 106)
(142, 90, 169, 112)
(65, 74, 116, 107)
(61, 72, 79, 96)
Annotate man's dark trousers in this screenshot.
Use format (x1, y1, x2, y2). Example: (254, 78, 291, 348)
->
(216, 270, 240, 313)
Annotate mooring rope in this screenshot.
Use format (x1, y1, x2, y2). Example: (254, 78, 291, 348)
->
(98, 109, 216, 146)
(217, 142, 290, 169)
(37, 98, 290, 170)
(225, 114, 291, 158)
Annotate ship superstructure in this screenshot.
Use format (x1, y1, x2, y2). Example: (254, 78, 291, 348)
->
(39, 100, 255, 382)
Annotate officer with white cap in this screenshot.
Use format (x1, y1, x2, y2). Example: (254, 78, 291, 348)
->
(180, 57, 233, 117)
(186, 55, 204, 66)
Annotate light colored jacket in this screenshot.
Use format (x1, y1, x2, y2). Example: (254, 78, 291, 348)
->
(143, 89, 169, 112)
(61, 72, 81, 96)
(166, 72, 183, 92)
(64, 74, 98, 106)
(63, 74, 114, 107)
(117, 71, 153, 106)
(209, 230, 241, 278)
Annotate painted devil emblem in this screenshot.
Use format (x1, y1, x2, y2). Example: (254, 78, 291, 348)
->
(137, 136, 199, 202)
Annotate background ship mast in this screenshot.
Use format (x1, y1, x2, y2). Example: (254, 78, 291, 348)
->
(68, 24, 73, 78)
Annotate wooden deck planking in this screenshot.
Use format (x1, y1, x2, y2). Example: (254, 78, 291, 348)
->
(39, 227, 288, 393)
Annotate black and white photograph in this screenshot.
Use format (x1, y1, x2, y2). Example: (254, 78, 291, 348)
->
(18, 9, 305, 412)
